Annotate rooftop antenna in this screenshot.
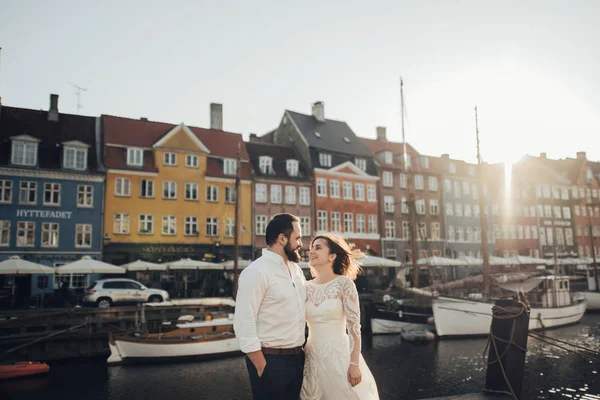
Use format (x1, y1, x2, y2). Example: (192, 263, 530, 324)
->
(69, 82, 87, 114)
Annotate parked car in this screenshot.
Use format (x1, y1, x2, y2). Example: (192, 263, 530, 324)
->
(84, 279, 169, 308)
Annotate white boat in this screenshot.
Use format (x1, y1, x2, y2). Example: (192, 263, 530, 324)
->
(107, 313, 240, 364)
(582, 270, 600, 311)
(369, 294, 434, 334)
(432, 275, 587, 337)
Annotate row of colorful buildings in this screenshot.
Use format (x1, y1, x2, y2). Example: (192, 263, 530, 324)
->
(0, 95, 599, 292)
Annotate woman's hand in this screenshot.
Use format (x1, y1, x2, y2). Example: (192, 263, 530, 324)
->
(347, 363, 362, 387)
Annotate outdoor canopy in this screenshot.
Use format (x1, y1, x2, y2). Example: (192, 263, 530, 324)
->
(0, 256, 54, 275)
(55, 256, 126, 274)
(121, 259, 167, 271)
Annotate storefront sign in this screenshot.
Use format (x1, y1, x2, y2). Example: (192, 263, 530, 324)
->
(16, 209, 73, 219)
(141, 246, 196, 253)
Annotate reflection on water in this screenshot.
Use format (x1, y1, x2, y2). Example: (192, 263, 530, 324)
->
(1, 315, 599, 400)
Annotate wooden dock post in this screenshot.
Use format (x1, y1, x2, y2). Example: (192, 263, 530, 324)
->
(484, 298, 529, 399)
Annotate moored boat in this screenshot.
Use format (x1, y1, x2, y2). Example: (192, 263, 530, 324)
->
(370, 293, 435, 334)
(107, 313, 240, 364)
(0, 362, 50, 380)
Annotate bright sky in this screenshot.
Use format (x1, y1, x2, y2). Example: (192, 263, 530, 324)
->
(1, 0, 599, 165)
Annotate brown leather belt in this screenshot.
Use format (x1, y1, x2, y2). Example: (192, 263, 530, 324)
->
(261, 346, 303, 356)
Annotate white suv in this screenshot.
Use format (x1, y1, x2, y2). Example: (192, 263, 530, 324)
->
(84, 278, 169, 308)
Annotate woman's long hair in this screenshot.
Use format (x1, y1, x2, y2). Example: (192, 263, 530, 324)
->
(310, 234, 364, 280)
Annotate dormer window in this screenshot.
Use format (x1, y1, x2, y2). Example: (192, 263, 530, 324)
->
(223, 158, 237, 176)
(62, 141, 89, 171)
(420, 156, 429, 168)
(319, 152, 332, 167)
(286, 159, 299, 177)
(449, 163, 457, 174)
(355, 158, 367, 172)
(127, 148, 143, 166)
(586, 168, 594, 183)
(259, 156, 273, 174)
(398, 153, 411, 168)
(382, 151, 393, 165)
(11, 136, 40, 166)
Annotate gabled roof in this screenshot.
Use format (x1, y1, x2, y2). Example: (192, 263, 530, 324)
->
(361, 137, 421, 170)
(245, 141, 311, 181)
(153, 123, 210, 154)
(428, 155, 478, 179)
(0, 105, 100, 172)
(284, 110, 372, 157)
(314, 161, 379, 181)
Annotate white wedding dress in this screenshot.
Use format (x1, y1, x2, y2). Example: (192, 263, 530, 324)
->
(301, 275, 379, 400)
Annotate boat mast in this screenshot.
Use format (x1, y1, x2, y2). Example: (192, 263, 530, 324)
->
(233, 143, 241, 300)
(475, 107, 491, 296)
(400, 78, 420, 288)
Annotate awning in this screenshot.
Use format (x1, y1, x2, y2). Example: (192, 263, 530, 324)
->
(56, 256, 125, 274)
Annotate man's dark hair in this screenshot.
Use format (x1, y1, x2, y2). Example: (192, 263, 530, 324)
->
(265, 213, 299, 246)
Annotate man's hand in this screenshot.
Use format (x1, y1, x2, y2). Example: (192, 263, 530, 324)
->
(247, 350, 267, 377)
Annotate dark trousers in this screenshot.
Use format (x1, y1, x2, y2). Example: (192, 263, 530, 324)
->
(246, 352, 305, 400)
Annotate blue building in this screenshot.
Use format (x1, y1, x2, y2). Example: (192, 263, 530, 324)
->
(0, 95, 105, 300)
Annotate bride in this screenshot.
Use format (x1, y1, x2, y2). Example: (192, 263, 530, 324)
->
(301, 234, 379, 400)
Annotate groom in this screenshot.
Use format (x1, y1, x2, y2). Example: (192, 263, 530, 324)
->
(234, 213, 307, 400)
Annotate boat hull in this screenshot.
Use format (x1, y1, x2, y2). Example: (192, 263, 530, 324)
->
(0, 362, 50, 380)
(432, 296, 587, 337)
(583, 291, 600, 311)
(371, 318, 432, 334)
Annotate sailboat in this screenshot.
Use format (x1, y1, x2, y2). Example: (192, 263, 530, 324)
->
(431, 107, 587, 337)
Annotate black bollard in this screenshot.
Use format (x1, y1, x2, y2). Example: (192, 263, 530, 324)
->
(484, 298, 529, 399)
(360, 300, 373, 350)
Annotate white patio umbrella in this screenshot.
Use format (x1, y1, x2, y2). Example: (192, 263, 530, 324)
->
(457, 256, 483, 266)
(165, 258, 222, 297)
(220, 259, 253, 270)
(489, 256, 517, 266)
(55, 256, 125, 274)
(512, 255, 552, 266)
(0, 256, 54, 307)
(417, 256, 461, 267)
(121, 259, 167, 271)
(360, 255, 403, 268)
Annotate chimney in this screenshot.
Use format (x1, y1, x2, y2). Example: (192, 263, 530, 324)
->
(540, 152, 547, 159)
(441, 153, 450, 161)
(249, 133, 258, 142)
(48, 94, 59, 122)
(576, 151, 586, 160)
(376, 126, 387, 141)
(312, 101, 325, 122)
(210, 103, 223, 130)
(140, 117, 148, 121)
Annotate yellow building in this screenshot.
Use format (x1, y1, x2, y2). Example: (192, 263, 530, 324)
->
(101, 109, 252, 265)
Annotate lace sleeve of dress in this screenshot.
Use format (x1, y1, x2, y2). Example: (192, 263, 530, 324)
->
(341, 276, 361, 353)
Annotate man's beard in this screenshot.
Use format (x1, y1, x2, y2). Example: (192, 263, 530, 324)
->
(284, 241, 301, 263)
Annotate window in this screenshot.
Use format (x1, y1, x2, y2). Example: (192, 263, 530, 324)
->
(563, 207, 571, 219)
(114, 213, 130, 234)
(383, 151, 393, 164)
(286, 160, 299, 177)
(545, 227, 553, 245)
(510, 225, 517, 239)
(456, 226, 464, 241)
(531, 226, 538, 240)
(367, 185, 376, 202)
(344, 213, 353, 233)
(259, 156, 274, 174)
(43, 183, 60, 206)
(139, 215, 153, 234)
(355, 183, 365, 201)
(115, 178, 131, 197)
(556, 228, 565, 246)
(524, 225, 531, 239)
(416, 199, 425, 215)
(75, 224, 92, 247)
(544, 205, 552, 218)
(431, 222, 440, 240)
(446, 202, 454, 216)
(522, 205, 529, 217)
(0, 221, 9, 246)
(256, 215, 267, 235)
(430, 199, 439, 215)
(385, 221, 395, 238)
(355, 158, 367, 171)
(224, 218, 235, 237)
(163, 181, 177, 199)
(464, 204, 472, 217)
(301, 216, 311, 236)
(552, 186, 560, 199)
(420, 156, 430, 168)
(41, 222, 59, 247)
(561, 188, 569, 200)
(444, 179, 452, 193)
(577, 225, 583, 236)
(186, 155, 199, 168)
(285, 186, 296, 204)
(383, 171, 393, 187)
(330, 181, 340, 198)
(402, 221, 410, 239)
(401, 197, 409, 214)
(18, 181, 38, 205)
(368, 215, 377, 234)
(63, 147, 87, 170)
(255, 183, 267, 203)
(414, 175, 424, 190)
(271, 185, 282, 203)
(317, 178, 327, 197)
(565, 228, 574, 246)
(140, 179, 154, 198)
(384, 196, 395, 213)
(399, 153, 411, 168)
(0, 180, 12, 203)
(76, 185, 93, 207)
(454, 181, 461, 198)
(449, 163, 456, 174)
(317, 211, 328, 231)
(331, 212, 341, 232)
(206, 185, 218, 202)
(162, 216, 176, 235)
(447, 226, 455, 241)
(299, 187, 310, 205)
(185, 183, 199, 201)
(356, 214, 365, 234)
(553, 206, 561, 219)
(223, 158, 237, 176)
(225, 187, 237, 203)
(455, 203, 462, 217)
(530, 206, 536, 217)
(517, 225, 524, 239)
(542, 185, 550, 198)
(462, 181, 470, 196)
(164, 152, 176, 166)
(127, 148, 143, 166)
(12, 141, 37, 166)
(474, 204, 480, 217)
(428, 176, 438, 191)
(319, 153, 332, 167)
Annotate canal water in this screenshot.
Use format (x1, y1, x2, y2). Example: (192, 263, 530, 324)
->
(1, 314, 599, 400)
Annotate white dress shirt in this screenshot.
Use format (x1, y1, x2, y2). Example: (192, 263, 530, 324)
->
(234, 249, 306, 353)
